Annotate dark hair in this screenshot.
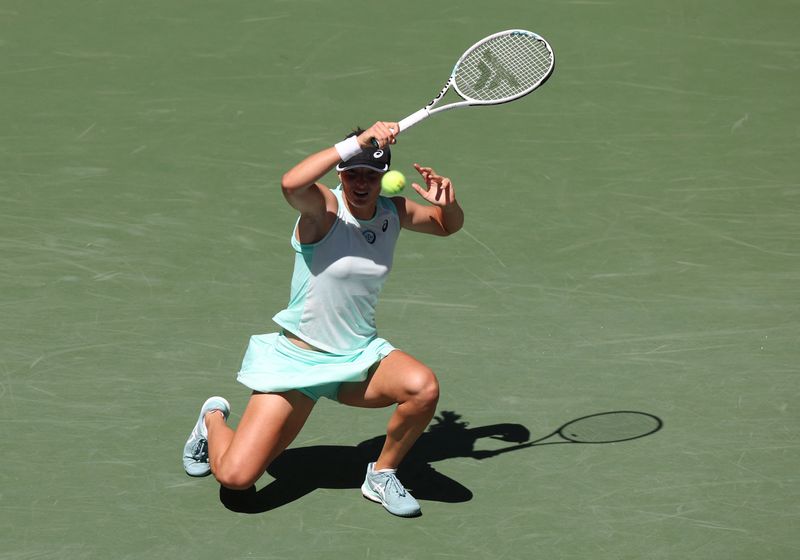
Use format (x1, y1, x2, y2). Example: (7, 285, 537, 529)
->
(345, 127, 365, 139)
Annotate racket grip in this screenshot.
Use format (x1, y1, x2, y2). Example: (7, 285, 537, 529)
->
(369, 125, 401, 149)
(369, 108, 430, 148)
(398, 108, 430, 133)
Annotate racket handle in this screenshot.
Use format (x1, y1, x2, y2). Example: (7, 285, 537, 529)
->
(369, 108, 431, 148)
(398, 107, 430, 133)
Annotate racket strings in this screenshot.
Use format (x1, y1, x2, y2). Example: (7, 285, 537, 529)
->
(455, 34, 553, 102)
(560, 412, 663, 444)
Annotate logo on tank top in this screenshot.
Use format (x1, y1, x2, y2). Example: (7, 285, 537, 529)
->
(382, 219, 388, 232)
(362, 230, 376, 244)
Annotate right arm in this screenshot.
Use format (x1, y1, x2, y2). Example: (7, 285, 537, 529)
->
(280, 147, 340, 245)
(280, 122, 397, 244)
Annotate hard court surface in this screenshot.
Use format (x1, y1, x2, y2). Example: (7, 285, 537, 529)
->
(2, 1, 798, 558)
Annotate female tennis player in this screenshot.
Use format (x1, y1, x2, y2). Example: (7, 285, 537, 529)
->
(182, 121, 464, 517)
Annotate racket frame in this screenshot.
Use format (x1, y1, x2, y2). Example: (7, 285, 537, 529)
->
(397, 29, 555, 134)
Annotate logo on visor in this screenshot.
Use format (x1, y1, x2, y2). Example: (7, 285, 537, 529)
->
(373, 150, 384, 159)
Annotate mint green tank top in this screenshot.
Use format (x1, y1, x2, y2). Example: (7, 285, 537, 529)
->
(272, 188, 401, 354)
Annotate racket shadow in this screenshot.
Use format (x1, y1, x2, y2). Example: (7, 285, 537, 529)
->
(473, 410, 665, 458)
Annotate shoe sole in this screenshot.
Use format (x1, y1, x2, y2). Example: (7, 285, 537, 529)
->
(184, 464, 212, 477)
(361, 483, 421, 518)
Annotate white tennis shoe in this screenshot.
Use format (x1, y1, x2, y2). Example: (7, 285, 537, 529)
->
(182, 396, 230, 477)
(361, 462, 421, 517)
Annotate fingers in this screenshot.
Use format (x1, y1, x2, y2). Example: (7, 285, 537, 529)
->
(413, 164, 439, 191)
(411, 165, 455, 206)
(361, 121, 399, 149)
(413, 163, 450, 189)
(413, 163, 435, 181)
(434, 179, 455, 205)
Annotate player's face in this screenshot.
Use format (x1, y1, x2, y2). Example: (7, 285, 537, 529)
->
(339, 168, 384, 219)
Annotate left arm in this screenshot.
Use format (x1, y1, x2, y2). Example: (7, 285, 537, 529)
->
(393, 164, 464, 236)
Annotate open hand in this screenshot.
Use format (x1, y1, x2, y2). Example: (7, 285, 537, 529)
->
(411, 163, 456, 206)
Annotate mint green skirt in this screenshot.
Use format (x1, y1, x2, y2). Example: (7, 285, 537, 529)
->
(236, 332, 396, 400)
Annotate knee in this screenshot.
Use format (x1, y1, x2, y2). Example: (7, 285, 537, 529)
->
(213, 460, 263, 491)
(405, 367, 440, 410)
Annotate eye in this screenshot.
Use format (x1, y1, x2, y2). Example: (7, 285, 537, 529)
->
(343, 169, 381, 181)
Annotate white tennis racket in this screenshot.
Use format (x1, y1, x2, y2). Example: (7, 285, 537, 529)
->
(372, 29, 555, 146)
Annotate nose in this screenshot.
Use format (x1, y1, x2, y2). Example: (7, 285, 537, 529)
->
(349, 170, 377, 186)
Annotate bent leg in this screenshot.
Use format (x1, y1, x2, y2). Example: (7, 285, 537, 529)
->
(338, 350, 439, 471)
(206, 390, 315, 490)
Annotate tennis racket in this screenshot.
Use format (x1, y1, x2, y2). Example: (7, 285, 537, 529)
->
(474, 411, 663, 459)
(371, 29, 555, 147)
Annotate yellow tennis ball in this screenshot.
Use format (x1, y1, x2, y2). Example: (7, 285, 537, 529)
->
(381, 170, 406, 195)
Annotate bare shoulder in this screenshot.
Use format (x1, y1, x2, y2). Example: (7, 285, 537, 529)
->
(314, 183, 339, 212)
(295, 183, 339, 244)
(389, 195, 408, 217)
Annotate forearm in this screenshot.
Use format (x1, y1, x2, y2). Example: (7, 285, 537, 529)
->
(281, 147, 341, 193)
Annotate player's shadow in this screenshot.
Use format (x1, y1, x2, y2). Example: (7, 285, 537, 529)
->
(219, 410, 528, 513)
(219, 409, 664, 513)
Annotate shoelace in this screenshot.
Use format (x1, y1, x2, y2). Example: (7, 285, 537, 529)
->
(192, 439, 209, 463)
(375, 472, 406, 497)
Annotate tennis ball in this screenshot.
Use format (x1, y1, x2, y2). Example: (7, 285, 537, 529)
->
(381, 170, 406, 195)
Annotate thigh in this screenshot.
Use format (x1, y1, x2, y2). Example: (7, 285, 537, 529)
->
(223, 390, 315, 478)
(337, 349, 437, 408)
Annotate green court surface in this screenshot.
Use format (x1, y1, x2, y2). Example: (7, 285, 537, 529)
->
(2, 1, 798, 558)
